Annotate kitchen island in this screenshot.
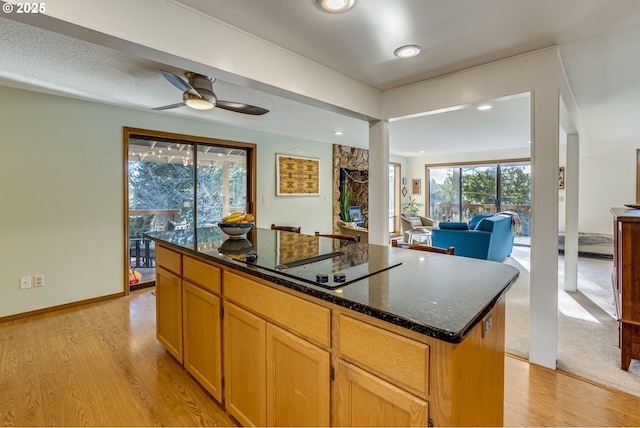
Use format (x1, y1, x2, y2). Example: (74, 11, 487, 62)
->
(146, 226, 519, 427)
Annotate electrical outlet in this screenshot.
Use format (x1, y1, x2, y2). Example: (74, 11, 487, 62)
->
(34, 275, 44, 287)
(20, 276, 32, 289)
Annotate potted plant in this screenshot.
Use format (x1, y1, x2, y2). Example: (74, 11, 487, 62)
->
(402, 196, 423, 216)
(339, 183, 354, 222)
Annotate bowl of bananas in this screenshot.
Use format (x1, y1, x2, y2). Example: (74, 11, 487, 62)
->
(218, 212, 255, 239)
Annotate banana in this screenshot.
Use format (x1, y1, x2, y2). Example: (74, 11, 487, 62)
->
(221, 212, 255, 224)
(222, 212, 244, 222)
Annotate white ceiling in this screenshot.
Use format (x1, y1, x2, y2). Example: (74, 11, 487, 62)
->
(1, 0, 640, 157)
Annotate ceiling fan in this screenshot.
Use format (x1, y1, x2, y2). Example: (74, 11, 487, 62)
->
(153, 70, 269, 115)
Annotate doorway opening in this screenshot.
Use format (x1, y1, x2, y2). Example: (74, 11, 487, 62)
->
(124, 128, 256, 291)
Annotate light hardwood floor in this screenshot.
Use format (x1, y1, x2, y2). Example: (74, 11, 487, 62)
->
(1, 289, 639, 427)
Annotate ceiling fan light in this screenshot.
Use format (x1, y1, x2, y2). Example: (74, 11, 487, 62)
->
(394, 44, 422, 58)
(315, 0, 355, 13)
(185, 96, 214, 110)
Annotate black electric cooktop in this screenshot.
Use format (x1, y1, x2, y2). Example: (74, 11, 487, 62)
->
(220, 229, 402, 289)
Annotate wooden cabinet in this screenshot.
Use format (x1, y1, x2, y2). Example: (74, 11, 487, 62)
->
(223, 302, 267, 427)
(611, 208, 640, 370)
(182, 256, 223, 400)
(223, 272, 331, 427)
(183, 281, 222, 401)
(156, 249, 224, 401)
(337, 314, 429, 396)
(154, 245, 507, 427)
(335, 314, 429, 426)
(155, 266, 183, 362)
(334, 360, 428, 427)
(266, 323, 330, 427)
(335, 304, 505, 427)
(156, 245, 182, 275)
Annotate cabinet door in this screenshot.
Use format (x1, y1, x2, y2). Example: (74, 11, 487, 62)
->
(156, 266, 183, 362)
(334, 360, 428, 427)
(223, 303, 267, 427)
(266, 324, 330, 427)
(183, 281, 222, 402)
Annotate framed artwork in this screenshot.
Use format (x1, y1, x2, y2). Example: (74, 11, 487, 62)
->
(559, 167, 565, 190)
(412, 178, 421, 195)
(276, 154, 320, 196)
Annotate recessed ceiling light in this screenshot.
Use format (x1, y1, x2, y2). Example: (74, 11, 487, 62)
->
(315, 0, 355, 13)
(333, 131, 344, 136)
(477, 104, 492, 111)
(394, 44, 422, 58)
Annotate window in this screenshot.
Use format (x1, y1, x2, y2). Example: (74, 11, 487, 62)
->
(427, 159, 530, 237)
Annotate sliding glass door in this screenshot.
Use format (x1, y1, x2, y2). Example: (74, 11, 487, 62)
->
(125, 128, 255, 289)
(427, 160, 530, 237)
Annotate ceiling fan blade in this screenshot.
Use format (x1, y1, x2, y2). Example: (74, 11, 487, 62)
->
(160, 70, 200, 97)
(216, 100, 269, 115)
(152, 102, 186, 111)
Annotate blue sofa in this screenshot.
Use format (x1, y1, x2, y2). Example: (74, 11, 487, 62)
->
(431, 214, 514, 262)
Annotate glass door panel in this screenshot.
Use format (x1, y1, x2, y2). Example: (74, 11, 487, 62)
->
(128, 139, 194, 286)
(196, 146, 248, 227)
(461, 165, 497, 222)
(428, 167, 460, 222)
(499, 163, 531, 237)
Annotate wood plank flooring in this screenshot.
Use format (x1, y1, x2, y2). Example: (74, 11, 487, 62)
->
(0, 289, 235, 427)
(1, 288, 639, 426)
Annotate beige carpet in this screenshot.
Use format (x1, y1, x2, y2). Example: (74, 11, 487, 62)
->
(504, 246, 640, 396)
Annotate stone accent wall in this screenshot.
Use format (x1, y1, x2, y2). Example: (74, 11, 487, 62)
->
(333, 145, 369, 232)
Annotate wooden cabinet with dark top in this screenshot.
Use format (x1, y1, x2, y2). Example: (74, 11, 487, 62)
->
(148, 227, 517, 427)
(611, 208, 640, 370)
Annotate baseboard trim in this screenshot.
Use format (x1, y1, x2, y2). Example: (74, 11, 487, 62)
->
(0, 292, 126, 323)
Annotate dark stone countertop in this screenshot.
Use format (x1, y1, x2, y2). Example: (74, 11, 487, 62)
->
(145, 226, 519, 343)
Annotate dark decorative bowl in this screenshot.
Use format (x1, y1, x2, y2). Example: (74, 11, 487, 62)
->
(218, 222, 253, 239)
(219, 238, 254, 254)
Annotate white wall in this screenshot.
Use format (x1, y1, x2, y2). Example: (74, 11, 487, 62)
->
(579, 138, 639, 234)
(0, 85, 333, 317)
(255, 142, 333, 234)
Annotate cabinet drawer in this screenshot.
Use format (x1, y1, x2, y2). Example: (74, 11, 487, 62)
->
(184, 256, 221, 294)
(338, 314, 429, 395)
(223, 271, 330, 348)
(156, 246, 182, 275)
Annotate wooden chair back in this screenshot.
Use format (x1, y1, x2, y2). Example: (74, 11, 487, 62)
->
(314, 232, 360, 242)
(271, 224, 301, 233)
(391, 240, 455, 255)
